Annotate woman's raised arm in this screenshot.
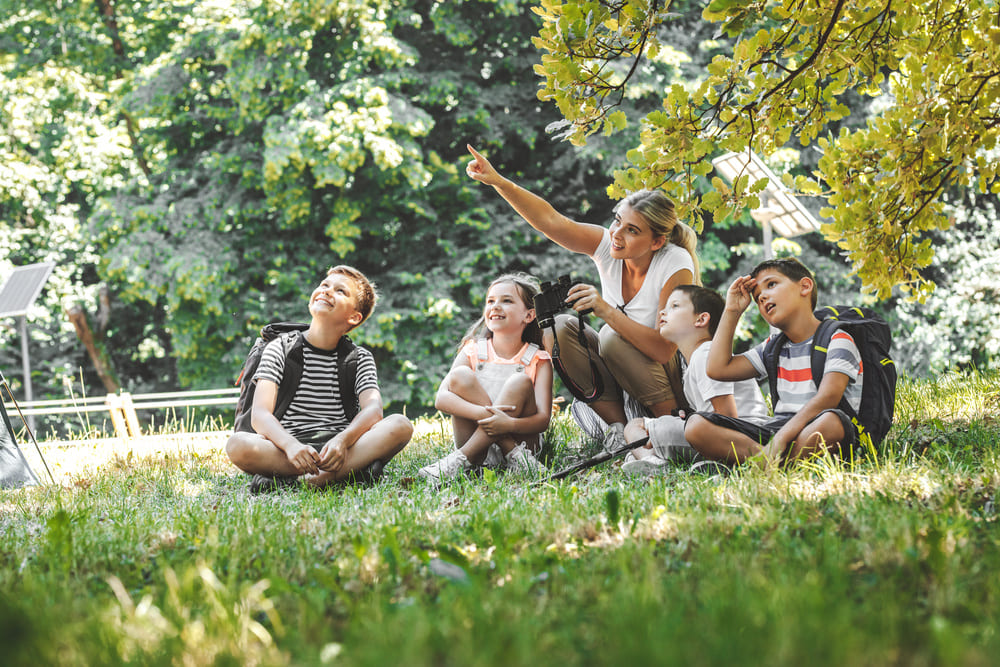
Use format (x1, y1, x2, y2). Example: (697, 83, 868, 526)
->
(466, 144, 604, 256)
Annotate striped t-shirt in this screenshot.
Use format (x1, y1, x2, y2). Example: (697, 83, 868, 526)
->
(743, 331, 863, 417)
(253, 336, 379, 438)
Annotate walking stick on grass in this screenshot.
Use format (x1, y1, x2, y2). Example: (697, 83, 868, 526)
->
(538, 437, 649, 484)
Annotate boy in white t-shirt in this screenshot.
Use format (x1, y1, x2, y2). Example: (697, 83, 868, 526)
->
(621, 285, 768, 475)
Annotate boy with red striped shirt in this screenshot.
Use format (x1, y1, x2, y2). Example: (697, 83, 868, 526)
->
(685, 258, 863, 467)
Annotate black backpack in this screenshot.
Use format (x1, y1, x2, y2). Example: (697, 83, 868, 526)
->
(233, 322, 361, 433)
(762, 305, 897, 448)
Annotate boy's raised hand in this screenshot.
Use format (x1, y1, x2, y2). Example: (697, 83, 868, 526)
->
(465, 145, 502, 187)
(725, 275, 757, 314)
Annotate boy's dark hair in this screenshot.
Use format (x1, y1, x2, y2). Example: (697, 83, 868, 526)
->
(328, 265, 378, 328)
(750, 257, 818, 309)
(673, 285, 725, 336)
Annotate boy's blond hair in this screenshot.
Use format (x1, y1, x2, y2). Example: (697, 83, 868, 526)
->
(328, 265, 378, 327)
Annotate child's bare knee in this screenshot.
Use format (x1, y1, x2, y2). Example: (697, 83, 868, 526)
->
(683, 414, 708, 444)
(500, 371, 533, 397)
(225, 432, 261, 468)
(384, 413, 414, 441)
(800, 412, 845, 451)
(446, 365, 479, 391)
(509, 371, 534, 390)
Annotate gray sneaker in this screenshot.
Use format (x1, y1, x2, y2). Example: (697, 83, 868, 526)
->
(248, 474, 299, 494)
(687, 459, 732, 477)
(418, 449, 471, 484)
(602, 423, 626, 453)
(504, 443, 547, 476)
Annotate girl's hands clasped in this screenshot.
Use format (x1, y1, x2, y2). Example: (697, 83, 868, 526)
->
(477, 405, 516, 436)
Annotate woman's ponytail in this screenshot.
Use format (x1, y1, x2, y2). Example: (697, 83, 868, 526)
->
(670, 221, 701, 285)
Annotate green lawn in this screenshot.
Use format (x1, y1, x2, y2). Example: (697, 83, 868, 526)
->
(2, 371, 999, 666)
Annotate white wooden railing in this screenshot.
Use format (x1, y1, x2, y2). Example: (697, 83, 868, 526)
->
(2, 388, 240, 440)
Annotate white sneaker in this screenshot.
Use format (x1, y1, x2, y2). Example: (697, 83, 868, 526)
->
(504, 443, 547, 476)
(602, 423, 626, 453)
(418, 449, 470, 484)
(621, 453, 669, 477)
(687, 458, 732, 477)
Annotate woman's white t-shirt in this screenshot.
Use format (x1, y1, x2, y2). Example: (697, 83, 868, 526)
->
(591, 228, 696, 328)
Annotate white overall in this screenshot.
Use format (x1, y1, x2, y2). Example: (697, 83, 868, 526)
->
(469, 339, 542, 467)
(472, 339, 541, 401)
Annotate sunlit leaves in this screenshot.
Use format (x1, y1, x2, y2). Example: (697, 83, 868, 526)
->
(532, 0, 677, 145)
(533, 0, 1000, 298)
(2, 0, 589, 401)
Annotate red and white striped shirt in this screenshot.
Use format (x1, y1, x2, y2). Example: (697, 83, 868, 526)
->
(744, 330, 863, 416)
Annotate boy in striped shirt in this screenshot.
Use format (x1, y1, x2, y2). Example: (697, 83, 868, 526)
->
(686, 258, 863, 467)
(226, 266, 413, 492)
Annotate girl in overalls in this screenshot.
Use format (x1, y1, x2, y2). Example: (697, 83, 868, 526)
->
(418, 273, 553, 483)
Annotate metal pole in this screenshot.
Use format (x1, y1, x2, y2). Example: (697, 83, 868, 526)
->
(19, 315, 35, 432)
(760, 192, 774, 259)
(763, 218, 774, 259)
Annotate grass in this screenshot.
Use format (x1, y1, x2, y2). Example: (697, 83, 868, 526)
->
(2, 370, 999, 666)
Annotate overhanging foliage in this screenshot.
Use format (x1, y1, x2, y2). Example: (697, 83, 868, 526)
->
(531, 0, 1000, 298)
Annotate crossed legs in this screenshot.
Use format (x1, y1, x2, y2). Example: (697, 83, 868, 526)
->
(443, 365, 539, 465)
(225, 414, 412, 488)
(684, 411, 849, 466)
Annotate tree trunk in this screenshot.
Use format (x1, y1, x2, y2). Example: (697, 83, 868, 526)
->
(66, 304, 121, 393)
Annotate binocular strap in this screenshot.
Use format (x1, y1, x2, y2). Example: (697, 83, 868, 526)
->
(548, 311, 605, 403)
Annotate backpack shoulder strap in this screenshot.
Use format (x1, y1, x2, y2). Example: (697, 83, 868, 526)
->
(337, 336, 360, 422)
(809, 318, 855, 416)
(477, 338, 490, 362)
(762, 333, 787, 408)
(809, 318, 840, 383)
(273, 330, 306, 421)
(261, 321, 310, 342)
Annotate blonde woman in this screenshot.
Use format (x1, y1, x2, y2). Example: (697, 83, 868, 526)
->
(465, 145, 700, 437)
